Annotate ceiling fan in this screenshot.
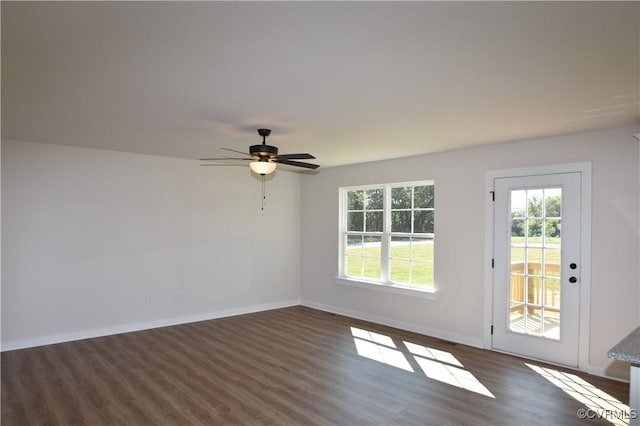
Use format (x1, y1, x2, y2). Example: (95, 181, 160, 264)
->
(200, 128, 320, 175)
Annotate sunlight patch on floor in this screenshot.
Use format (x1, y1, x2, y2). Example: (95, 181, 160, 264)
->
(404, 341, 464, 368)
(350, 327, 494, 398)
(352, 338, 414, 372)
(351, 327, 412, 371)
(406, 341, 495, 398)
(351, 327, 397, 348)
(527, 363, 631, 426)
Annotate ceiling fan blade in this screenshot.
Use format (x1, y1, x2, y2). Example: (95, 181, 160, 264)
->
(200, 161, 248, 167)
(275, 159, 320, 169)
(199, 157, 251, 161)
(221, 147, 251, 156)
(277, 153, 316, 160)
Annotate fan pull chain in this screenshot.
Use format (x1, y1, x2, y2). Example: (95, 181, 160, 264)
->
(261, 174, 266, 214)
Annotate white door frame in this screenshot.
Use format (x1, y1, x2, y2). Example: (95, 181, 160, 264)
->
(484, 162, 592, 369)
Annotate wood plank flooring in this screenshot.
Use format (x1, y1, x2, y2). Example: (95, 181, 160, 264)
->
(1, 306, 630, 425)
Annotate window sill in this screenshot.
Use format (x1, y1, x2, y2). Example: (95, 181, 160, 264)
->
(335, 277, 437, 300)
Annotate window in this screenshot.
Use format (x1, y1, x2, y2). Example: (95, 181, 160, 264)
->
(339, 181, 435, 293)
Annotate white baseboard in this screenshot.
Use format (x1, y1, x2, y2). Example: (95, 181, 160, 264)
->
(301, 299, 485, 349)
(581, 364, 629, 383)
(1, 299, 301, 352)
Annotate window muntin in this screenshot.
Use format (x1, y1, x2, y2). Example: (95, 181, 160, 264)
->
(341, 181, 435, 291)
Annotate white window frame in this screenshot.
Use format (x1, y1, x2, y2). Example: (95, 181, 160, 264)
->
(336, 180, 435, 298)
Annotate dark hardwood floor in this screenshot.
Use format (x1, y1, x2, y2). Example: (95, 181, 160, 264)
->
(1, 306, 629, 425)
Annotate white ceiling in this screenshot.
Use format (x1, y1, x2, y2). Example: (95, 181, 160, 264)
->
(2, 1, 639, 168)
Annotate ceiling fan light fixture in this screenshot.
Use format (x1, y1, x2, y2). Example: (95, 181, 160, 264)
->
(249, 160, 277, 175)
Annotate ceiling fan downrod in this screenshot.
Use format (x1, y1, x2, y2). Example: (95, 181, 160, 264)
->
(257, 128, 271, 143)
(251, 129, 278, 157)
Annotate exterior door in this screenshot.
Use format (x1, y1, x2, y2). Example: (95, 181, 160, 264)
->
(492, 172, 581, 367)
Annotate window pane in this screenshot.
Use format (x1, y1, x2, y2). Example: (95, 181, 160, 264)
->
(511, 247, 525, 266)
(509, 304, 524, 333)
(510, 275, 525, 303)
(511, 190, 526, 218)
(363, 258, 381, 280)
(414, 185, 434, 208)
(366, 189, 384, 210)
(363, 240, 382, 280)
(411, 262, 433, 286)
(545, 279, 561, 309)
(364, 235, 381, 244)
(390, 259, 411, 283)
(362, 237, 382, 255)
(543, 248, 560, 277)
(391, 187, 412, 209)
(526, 248, 542, 265)
(511, 219, 525, 238)
(390, 237, 410, 259)
(347, 212, 364, 231)
(527, 190, 544, 218)
(527, 277, 543, 305)
(528, 307, 543, 335)
(543, 309, 560, 339)
(346, 235, 363, 253)
(544, 189, 561, 218)
(414, 210, 434, 233)
(346, 256, 363, 277)
(391, 211, 411, 233)
(545, 219, 561, 242)
(526, 255, 543, 279)
(347, 190, 364, 210)
(366, 211, 383, 232)
(411, 238, 433, 262)
(528, 219, 543, 239)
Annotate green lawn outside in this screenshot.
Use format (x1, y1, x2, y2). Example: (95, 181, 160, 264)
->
(345, 236, 559, 289)
(510, 236, 561, 264)
(346, 242, 434, 287)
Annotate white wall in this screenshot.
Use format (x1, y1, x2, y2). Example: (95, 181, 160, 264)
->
(300, 126, 640, 379)
(1, 139, 302, 349)
(3, 127, 638, 380)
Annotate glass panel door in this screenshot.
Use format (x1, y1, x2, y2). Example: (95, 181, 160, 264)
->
(509, 188, 562, 340)
(492, 171, 582, 368)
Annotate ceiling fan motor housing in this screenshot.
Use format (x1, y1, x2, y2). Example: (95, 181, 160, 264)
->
(200, 127, 318, 170)
(250, 144, 278, 159)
